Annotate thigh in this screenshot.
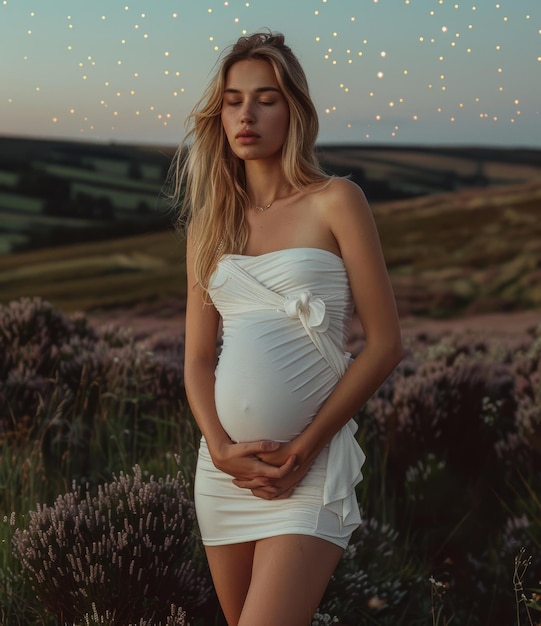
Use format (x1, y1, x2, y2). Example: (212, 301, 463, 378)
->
(205, 542, 256, 626)
(238, 534, 343, 626)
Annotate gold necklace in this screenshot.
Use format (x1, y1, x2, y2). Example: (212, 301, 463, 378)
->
(250, 186, 292, 212)
(251, 200, 274, 212)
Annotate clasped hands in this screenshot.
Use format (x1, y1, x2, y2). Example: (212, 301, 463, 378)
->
(213, 439, 309, 500)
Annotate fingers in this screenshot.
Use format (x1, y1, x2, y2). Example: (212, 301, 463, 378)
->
(232, 457, 295, 489)
(235, 439, 283, 458)
(275, 453, 297, 477)
(235, 440, 280, 457)
(249, 484, 297, 500)
(253, 453, 296, 479)
(272, 486, 296, 500)
(248, 449, 297, 479)
(217, 441, 296, 487)
(251, 488, 283, 500)
(232, 479, 279, 494)
(232, 477, 278, 490)
(233, 468, 302, 500)
(258, 440, 281, 453)
(231, 452, 298, 499)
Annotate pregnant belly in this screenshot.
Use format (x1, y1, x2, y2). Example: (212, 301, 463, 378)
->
(214, 327, 336, 443)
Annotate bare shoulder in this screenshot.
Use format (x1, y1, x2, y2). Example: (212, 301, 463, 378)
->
(311, 177, 374, 238)
(312, 177, 370, 219)
(317, 176, 366, 200)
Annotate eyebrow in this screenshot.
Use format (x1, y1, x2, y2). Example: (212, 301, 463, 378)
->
(223, 86, 282, 94)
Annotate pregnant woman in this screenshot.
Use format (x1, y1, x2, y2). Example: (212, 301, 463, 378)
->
(171, 31, 402, 626)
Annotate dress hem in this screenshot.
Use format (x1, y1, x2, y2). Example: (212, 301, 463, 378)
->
(201, 528, 352, 550)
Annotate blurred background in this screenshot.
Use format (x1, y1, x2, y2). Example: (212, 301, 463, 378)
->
(0, 0, 540, 329)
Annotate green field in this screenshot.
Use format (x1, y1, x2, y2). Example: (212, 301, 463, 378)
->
(1, 135, 540, 317)
(0, 136, 172, 255)
(1, 179, 540, 318)
(0, 191, 43, 213)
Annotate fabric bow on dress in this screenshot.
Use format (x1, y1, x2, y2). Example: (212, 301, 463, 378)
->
(284, 291, 329, 332)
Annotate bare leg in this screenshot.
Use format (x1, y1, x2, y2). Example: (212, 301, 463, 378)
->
(238, 535, 343, 626)
(205, 541, 256, 626)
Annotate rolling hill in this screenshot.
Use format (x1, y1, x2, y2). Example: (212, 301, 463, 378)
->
(1, 178, 539, 319)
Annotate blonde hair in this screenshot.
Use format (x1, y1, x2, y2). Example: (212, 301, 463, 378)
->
(170, 31, 330, 289)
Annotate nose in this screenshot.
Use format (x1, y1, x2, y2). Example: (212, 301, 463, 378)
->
(240, 100, 255, 124)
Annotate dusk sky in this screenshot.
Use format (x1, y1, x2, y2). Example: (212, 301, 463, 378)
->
(1, 0, 540, 147)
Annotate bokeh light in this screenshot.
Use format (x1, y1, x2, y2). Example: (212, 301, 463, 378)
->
(0, 0, 539, 145)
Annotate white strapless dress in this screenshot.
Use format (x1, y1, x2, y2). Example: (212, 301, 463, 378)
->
(194, 248, 365, 549)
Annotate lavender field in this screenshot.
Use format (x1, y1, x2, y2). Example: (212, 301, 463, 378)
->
(1, 297, 540, 625)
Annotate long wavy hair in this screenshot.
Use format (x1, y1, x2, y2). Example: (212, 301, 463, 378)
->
(170, 31, 330, 289)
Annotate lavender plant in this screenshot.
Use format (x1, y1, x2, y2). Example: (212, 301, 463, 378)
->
(0, 297, 190, 501)
(12, 466, 211, 626)
(0, 297, 186, 437)
(80, 603, 188, 626)
(321, 516, 418, 623)
(343, 326, 541, 624)
(3, 298, 541, 624)
(0, 297, 98, 428)
(311, 612, 339, 625)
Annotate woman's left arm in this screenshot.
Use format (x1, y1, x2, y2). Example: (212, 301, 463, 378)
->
(255, 178, 403, 495)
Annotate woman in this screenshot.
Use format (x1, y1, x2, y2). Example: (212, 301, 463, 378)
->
(172, 31, 402, 626)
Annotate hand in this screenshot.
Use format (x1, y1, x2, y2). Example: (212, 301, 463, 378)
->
(232, 441, 312, 500)
(212, 440, 297, 495)
(235, 463, 311, 499)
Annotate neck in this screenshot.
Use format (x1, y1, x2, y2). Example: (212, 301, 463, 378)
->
(245, 159, 289, 208)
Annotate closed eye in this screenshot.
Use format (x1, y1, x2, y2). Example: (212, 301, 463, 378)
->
(224, 100, 276, 106)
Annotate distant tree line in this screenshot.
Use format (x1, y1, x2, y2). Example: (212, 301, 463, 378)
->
(17, 166, 115, 220)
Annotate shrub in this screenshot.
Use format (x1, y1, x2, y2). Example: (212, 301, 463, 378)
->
(346, 326, 541, 624)
(0, 297, 186, 432)
(3, 298, 541, 625)
(0, 298, 188, 492)
(322, 516, 419, 623)
(79, 603, 188, 626)
(12, 466, 211, 626)
(0, 297, 97, 429)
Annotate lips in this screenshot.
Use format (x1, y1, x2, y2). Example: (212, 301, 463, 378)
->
(236, 129, 260, 138)
(235, 129, 261, 146)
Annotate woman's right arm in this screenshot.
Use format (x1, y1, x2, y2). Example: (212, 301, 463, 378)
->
(183, 234, 230, 454)
(184, 235, 296, 492)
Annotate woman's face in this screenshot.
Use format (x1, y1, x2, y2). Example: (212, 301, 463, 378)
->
(221, 59, 290, 163)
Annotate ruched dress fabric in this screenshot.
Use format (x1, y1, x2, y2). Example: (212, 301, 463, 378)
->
(194, 247, 366, 549)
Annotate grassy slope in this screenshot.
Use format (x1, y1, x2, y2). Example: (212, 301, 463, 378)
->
(378, 180, 541, 316)
(1, 179, 540, 317)
(0, 230, 186, 312)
